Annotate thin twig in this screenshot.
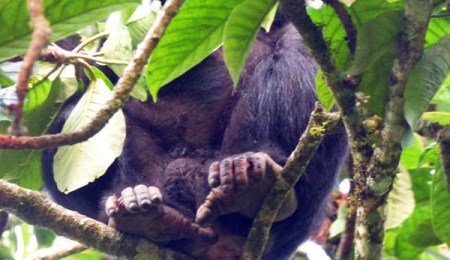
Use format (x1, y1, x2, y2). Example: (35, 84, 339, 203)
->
(323, 0, 357, 55)
(242, 104, 343, 259)
(10, 0, 51, 136)
(336, 156, 356, 260)
(28, 242, 87, 260)
(0, 0, 183, 149)
(72, 32, 109, 53)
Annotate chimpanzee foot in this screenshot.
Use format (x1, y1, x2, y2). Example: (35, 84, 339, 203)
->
(106, 184, 216, 243)
(196, 152, 297, 226)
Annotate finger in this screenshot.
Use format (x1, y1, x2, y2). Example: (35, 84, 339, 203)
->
(134, 185, 151, 211)
(148, 186, 163, 205)
(105, 195, 119, 217)
(219, 158, 234, 193)
(195, 193, 220, 226)
(193, 224, 218, 244)
(233, 155, 250, 191)
(208, 161, 220, 188)
(121, 187, 139, 213)
(248, 153, 267, 181)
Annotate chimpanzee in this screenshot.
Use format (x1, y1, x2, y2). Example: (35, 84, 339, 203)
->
(42, 10, 348, 260)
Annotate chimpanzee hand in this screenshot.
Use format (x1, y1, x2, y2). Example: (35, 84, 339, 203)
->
(105, 185, 216, 243)
(196, 152, 297, 226)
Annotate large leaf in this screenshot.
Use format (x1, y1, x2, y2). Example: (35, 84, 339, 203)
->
(146, 0, 245, 101)
(126, 1, 160, 48)
(316, 69, 335, 110)
(101, 13, 147, 102)
(0, 0, 140, 61)
(431, 160, 450, 245)
(53, 79, 125, 193)
(223, 0, 277, 86)
(350, 12, 402, 116)
(404, 35, 450, 130)
(400, 133, 424, 170)
(425, 17, 450, 47)
(348, 11, 402, 75)
(422, 111, 450, 125)
(430, 75, 450, 106)
(409, 167, 433, 203)
(385, 168, 415, 229)
(308, 0, 404, 71)
(102, 13, 133, 78)
(0, 79, 61, 190)
(0, 68, 14, 88)
(395, 205, 433, 259)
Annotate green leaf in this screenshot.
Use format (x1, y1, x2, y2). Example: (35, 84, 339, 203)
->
(401, 133, 425, 169)
(0, 0, 141, 61)
(0, 79, 61, 190)
(261, 2, 278, 32)
(329, 202, 346, 238)
(23, 78, 52, 113)
(385, 168, 415, 229)
(422, 112, 450, 125)
(404, 35, 450, 130)
(430, 75, 450, 106)
(431, 161, 450, 245)
(53, 79, 125, 193)
(0, 68, 14, 88)
(90, 67, 114, 90)
(126, 1, 160, 48)
(34, 227, 56, 248)
(409, 219, 442, 247)
(224, 0, 277, 87)
(426, 17, 450, 48)
(316, 69, 335, 110)
(100, 13, 147, 101)
(348, 11, 402, 75)
(395, 205, 432, 259)
(409, 167, 433, 203)
(61, 249, 104, 260)
(146, 0, 245, 101)
(308, 0, 404, 71)
(101, 12, 133, 78)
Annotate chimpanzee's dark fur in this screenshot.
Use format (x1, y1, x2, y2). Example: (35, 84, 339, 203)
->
(42, 14, 348, 259)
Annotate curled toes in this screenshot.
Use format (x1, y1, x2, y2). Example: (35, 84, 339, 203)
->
(233, 155, 250, 191)
(219, 158, 234, 193)
(105, 195, 119, 217)
(147, 186, 162, 205)
(121, 187, 139, 213)
(134, 184, 152, 210)
(108, 185, 163, 215)
(208, 161, 220, 188)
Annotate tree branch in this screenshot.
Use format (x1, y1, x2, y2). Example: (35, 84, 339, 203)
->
(242, 104, 343, 259)
(0, 180, 192, 259)
(0, 0, 183, 150)
(336, 156, 356, 260)
(357, 0, 433, 259)
(278, 3, 372, 259)
(323, 0, 357, 55)
(10, 0, 51, 136)
(28, 242, 86, 260)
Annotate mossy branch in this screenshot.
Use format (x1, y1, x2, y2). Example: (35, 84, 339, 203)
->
(0, 180, 192, 259)
(242, 104, 343, 259)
